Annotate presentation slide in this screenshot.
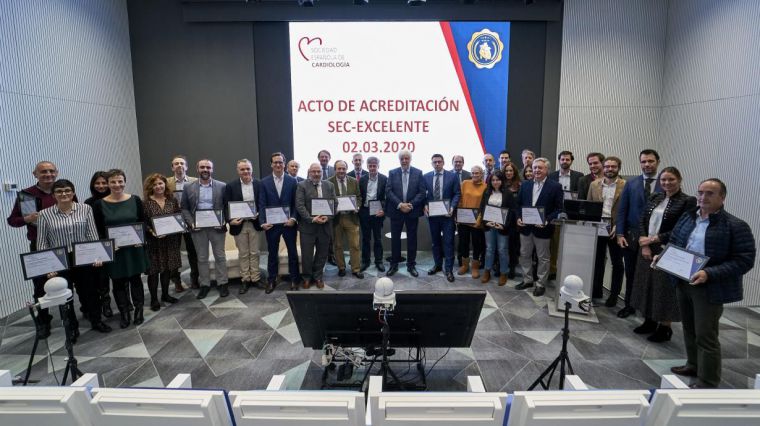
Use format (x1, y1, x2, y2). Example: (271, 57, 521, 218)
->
(290, 21, 510, 174)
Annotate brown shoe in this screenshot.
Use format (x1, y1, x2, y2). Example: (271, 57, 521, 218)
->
(458, 258, 469, 275)
(174, 282, 185, 293)
(670, 365, 698, 377)
(471, 260, 480, 279)
(302, 280, 311, 289)
(480, 270, 491, 284)
(315, 280, 325, 289)
(498, 275, 508, 286)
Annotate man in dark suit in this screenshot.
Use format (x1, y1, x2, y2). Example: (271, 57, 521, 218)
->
(451, 155, 472, 183)
(318, 149, 335, 180)
(577, 152, 605, 200)
(385, 150, 427, 277)
(515, 157, 564, 296)
(548, 150, 584, 194)
(295, 163, 335, 289)
(359, 156, 387, 272)
(347, 153, 368, 182)
(225, 159, 263, 294)
(181, 159, 229, 299)
(424, 154, 461, 282)
(615, 149, 662, 317)
(258, 152, 300, 293)
(287, 160, 305, 182)
(329, 160, 363, 278)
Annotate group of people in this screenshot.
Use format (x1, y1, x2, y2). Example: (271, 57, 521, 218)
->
(7, 146, 756, 389)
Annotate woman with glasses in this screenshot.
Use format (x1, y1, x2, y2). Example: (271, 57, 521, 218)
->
(84, 171, 114, 318)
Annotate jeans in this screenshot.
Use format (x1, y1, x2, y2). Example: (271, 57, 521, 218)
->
(484, 229, 509, 274)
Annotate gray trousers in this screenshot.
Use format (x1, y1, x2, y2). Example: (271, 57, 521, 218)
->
(191, 228, 228, 287)
(300, 226, 331, 281)
(676, 281, 723, 387)
(519, 234, 551, 287)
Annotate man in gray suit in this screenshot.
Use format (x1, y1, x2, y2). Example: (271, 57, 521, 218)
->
(181, 159, 229, 299)
(296, 163, 335, 289)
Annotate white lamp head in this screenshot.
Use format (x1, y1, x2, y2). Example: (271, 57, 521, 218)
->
(373, 277, 396, 311)
(38, 276, 73, 308)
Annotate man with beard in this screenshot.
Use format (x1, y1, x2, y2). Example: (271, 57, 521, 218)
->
(295, 164, 335, 289)
(329, 160, 363, 279)
(498, 150, 511, 171)
(548, 150, 584, 193)
(577, 152, 605, 201)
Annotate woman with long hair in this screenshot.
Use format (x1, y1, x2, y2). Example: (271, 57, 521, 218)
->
(457, 165, 487, 278)
(479, 170, 517, 285)
(84, 171, 113, 318)
(503, 162, 522, 279)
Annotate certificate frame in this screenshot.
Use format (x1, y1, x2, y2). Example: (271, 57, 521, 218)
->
(151, 213, 188, 236)
(456, 208, 479, 224)
(265, 206, 291, 225)
(369, 200, 383, 216)
(107, 222, 146, 248)
(310, 198, 335, 217)
(483, 205, 509, 225)
(72, 239, 115, 266)
(521, 207, 546, 226)
(654, 244, 710, 282)
(335, 195, 358, 212)
(19, 246, 69, 280)
(427, 199, 451, 217)
(194, 209, 224, 229)
(17, 190, 37, 216)
(228, 201, 257, 220)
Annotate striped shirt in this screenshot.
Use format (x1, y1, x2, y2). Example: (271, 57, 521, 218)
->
(36, 203, 99, 251)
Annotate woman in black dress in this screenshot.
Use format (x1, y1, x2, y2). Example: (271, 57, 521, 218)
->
(84, 171, 113, 318)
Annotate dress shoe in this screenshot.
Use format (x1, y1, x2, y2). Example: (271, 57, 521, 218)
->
(218, 284, 230, 297)
(162, 294, 179, 304)
(670, 365, 698, 377)
(174, 281, 185, 293)
(239, 281, 250, 294)
(37, 323, 52, 339)
(196, 286, 211, 299)
(498, 274, 508, 286)
(386, 264, 399, 276)
(328, 256, 337, 266)
(427, 265, 442, 275)
(604, 296, 618, 307)
(375, 262, 386, 272)
(133, 309, 144, 326)
(150, 298, 161, 312)
(338, 269, 346, 277)
(315, 279, 325, 289)
(102, 304, 114, 318)
(91, 320, 112, 333)
(353, 271, 365, 279)
(190, 279, 200, 289)
(507, 269, 516, 279)
(617, 306, 635, 318)
(265, 281, 276, 294)
(515, 281, 534, 290)
(647, 325, 673, 343)
(533, 286, 546, 297)
(119, 311, 131, 328)
(446, 271, 455, 282)
(633, 319, 658, 334)
(360, 262, 370, 272)
(407, 266, 419, 277)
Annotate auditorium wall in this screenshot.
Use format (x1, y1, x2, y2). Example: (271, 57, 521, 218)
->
(0, 0, 141, 317)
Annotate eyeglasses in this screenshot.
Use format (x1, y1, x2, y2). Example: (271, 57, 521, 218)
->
(54, 189, 73, 195)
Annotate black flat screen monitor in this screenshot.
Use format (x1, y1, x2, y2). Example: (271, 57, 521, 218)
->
(287, 291, 485, 350)
(563, 199, 603, 221)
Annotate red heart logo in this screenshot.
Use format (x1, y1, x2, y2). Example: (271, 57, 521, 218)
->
(298, 36, 323, 61)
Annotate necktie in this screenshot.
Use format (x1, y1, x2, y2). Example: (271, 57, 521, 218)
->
(402, 170, 409, 202)
(457, 171, 462, 183)
(314, 182, 321, 198)
(434, 173, 441, 201)
(322, 167, 328, 180)
(356, 171, 361, 181)
(340, 179, 347, 196)
(645, 178, 654, 196)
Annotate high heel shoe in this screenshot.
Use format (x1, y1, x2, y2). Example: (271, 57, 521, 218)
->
(633, 319, 658, 334)
(647, 325, 672, 342)
(119, 311, 131, 329)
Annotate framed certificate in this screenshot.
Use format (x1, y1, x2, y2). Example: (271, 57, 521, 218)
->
(151, 213, 188, 236)
(456, 208, 478, 224)
(20, 247, 68, 280)
(369, 200, 383, 216)
(310, 198, 334, 216)
(17, 191, 37, 216)
(72, 240, 115, 266)
(654, 244, 710, 282)
(107, 223, 146, 248)
(336, 195, 358, 212)
(265, 206, 290, 225)
(194, 209, 223, 229)
(521, 207, 546, 226)
(228, 201, 257, 219)
(427, 200, 451, 217)
(483, 205, 509, 224)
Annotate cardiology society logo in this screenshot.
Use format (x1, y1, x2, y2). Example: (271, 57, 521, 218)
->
(466, 29, 504, 69)
(298, 36, 351, 68)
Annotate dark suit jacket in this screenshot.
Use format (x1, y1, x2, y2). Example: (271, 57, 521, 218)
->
(320, 165, 335, 180)
(423, 169, 461, 210)
(288, 174, 305, 183)
(296, 179, 335, 235)
(257, 174, 298, 225)
(576, 173, 595, 201)
(328, 175, 361, 225)
(548, 169, 584, 192)
(180, 179, 227, 232)
(224, 178, 263, 235)
(516, 178, 564, 239)
(347, 169, 368, 181)
(450, 169, 472, 184)
(359, 173, 387, 209)
(615, 174, 663, 236)
(385, 166, 426, 218)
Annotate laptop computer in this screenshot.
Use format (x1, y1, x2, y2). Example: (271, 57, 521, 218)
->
(563, 200, 603, 221)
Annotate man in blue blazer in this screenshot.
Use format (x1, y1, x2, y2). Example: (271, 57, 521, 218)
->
(423, 154, 461, 282)
(614, 149, 662, 318)
(225, 159, 264, 294)
(359, 156, 387, 272)
(258, 152, 300, 293)
(515, 157, 564, 297)
(385, 150, 427, 277)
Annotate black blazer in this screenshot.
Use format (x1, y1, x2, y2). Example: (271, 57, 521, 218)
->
(224, 178, 263, 235)
(576, 173, 594, 200)
(638, 190, 697, 243)
(548, 170, 584, 192)
(359, 173, 388, 209)
(479, 186, 517, 235)
(347, 169, 368, 180)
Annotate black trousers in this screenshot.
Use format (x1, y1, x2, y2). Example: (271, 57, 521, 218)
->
(58, 260, 101, 323)
(172, 232, 199, 285)
(592, 236, 625, 299)
(390, 215, 419, 267)
(359, 207, 384, 264)
(458, 225, 485, 260)
(621, 230, 640, 308)
(112, 275, 145, 312)
(92, 266, 111, 307)
(147, 272, 171, 300)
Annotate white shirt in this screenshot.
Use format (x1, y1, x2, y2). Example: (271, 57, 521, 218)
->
(488, 192, 503, 207)
(648, 197, 669, 237)
(273, 174, 284, 197)
(532, 178, 546, 206)
(558, 169, 571, 191)
(240, 179, 255, 203)
(601, 179, 617, 218)
(366, 174, 378, 207)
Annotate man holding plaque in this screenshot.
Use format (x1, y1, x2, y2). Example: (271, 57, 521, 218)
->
(329, 160, 363, 279)
(666, 179, 756, 388)
(385, 150, 426, 277)
(181, 159, 229, 299)
(259, 152, 301, 293)
(225, 159, 264, 294)
(423, 154, 460, 282)
(166, 154, 199, 290)
(296, 163, 336, 288)
(515, 158, 564, 297)
(359, 156, 387, 272)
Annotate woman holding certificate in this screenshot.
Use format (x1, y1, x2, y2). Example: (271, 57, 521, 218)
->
(143, 173, 181, 311)
(457, 166, 486, 278)
(503, 162, 522, 279)
(630, 167, 696, 342)
(84, 171, 114, 318)
(479, 170, 517, 286)
(37, 179, 111, 334)
(93, 169, 149, 329)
